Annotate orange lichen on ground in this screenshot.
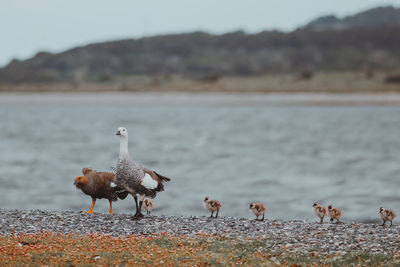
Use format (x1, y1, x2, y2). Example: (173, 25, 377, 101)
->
(0, 231, 399, 266)
(0, 232, 257, 266)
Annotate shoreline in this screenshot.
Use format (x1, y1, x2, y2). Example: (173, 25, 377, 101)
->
(1, 209, 399, 254)
(3, 91, 400, 106)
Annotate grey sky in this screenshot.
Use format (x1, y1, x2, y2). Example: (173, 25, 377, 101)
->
(1, 0, 399, 67)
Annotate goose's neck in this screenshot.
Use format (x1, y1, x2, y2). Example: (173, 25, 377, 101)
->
(119, 136, 129, 157)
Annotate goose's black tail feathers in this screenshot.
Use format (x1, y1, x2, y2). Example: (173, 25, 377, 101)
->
(113, 186, 129, 200)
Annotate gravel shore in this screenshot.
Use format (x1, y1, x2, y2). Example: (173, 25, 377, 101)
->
(1, 209, 399, 254)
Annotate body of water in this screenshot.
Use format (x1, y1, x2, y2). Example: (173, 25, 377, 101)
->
(1, 93, 400, 222)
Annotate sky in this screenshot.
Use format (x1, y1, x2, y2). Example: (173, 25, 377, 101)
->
(1, 0, 399, 67)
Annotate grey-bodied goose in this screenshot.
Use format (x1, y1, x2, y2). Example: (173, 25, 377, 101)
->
(115, 127, 171, 219)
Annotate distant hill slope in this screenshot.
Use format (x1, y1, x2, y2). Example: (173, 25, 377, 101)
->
(306, 6, 400, 30)
(1, 6, 400, 84)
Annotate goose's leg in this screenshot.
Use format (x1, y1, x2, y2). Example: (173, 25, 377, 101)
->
(134, 194, 145, 218)
(86, 198, 96, 214)
(261, 214, 264, 221)
(215, 209, 219, 218)
(210, 212, 214, 218)
(320, 217, 323, 224)
(133, 195, 139, 212)
(108, 200, 113, 214)
(382, 220, 386, 227)
(391, 220, 393, 227)
(132, 195, 142, 219)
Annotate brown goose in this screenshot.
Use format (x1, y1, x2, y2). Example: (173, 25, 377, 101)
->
(74, 167, 128, 214)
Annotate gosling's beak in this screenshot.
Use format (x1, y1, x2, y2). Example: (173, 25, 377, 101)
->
(73, 181, 77, 186)
(116, 131, 121, 136)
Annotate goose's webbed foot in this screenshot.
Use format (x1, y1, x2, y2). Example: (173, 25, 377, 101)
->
(132, 212, 144, 220)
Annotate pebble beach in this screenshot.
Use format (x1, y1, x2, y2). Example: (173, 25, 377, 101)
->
(1, 209, 399, 255)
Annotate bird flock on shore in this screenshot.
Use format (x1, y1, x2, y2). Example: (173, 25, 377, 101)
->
(74, 127, 396, 227)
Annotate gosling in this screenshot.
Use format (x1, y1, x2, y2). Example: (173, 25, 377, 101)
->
(203, 197, 222, 218)
(328, 205, 342, 224)
(249, 202, 267, 221)
(312, 202, 327, 224)
(379, 207, 396, 227)
(143, 198, 155, 216)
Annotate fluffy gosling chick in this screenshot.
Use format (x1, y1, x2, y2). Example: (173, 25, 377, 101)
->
(249, 202, 267, 221)
(203, 197, 222, 218)
(143, 198, 155, 215)
(379, 207, 396, 227)
(328, 205, 342, 224)
(312, 202, 327, 224)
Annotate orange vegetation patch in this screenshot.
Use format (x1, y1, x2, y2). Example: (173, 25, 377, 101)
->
(0, 231, 399, 266)
(0, 231, 264, 266)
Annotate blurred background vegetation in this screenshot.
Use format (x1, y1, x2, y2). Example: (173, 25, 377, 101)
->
(1, 6, 400, 92)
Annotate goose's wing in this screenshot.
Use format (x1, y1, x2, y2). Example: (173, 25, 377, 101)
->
(116, 158, 147, 190)
(153, 171, 171, 182)
(83, 171, 109, 193)
(117, 158, 170, 197)
(142, 168, 171, 191)
(97, 172, 115, 183)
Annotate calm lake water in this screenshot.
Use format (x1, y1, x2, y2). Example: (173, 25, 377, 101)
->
(1, 93, 400, 222)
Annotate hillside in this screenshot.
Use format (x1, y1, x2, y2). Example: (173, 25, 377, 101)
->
(306, 6, 400, 30)
(1, 6, 400, 85)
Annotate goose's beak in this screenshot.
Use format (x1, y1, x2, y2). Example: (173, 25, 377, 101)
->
(116, 131, 121, 136)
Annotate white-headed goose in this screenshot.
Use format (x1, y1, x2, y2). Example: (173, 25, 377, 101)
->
(115, 127, 171, 219)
